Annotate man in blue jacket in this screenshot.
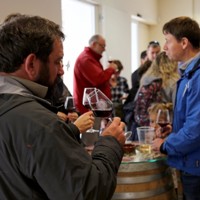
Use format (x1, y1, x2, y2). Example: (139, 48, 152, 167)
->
(152, 16, 200, 200)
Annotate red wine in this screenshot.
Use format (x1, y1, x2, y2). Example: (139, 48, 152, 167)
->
(92, 109, 112, 118)
(83, 104, 91, 110)
(158, 122, 170, 128)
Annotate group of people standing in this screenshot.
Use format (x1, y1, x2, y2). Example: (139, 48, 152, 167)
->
(0, 13, 200, 200)
(72, 17, 200, 200)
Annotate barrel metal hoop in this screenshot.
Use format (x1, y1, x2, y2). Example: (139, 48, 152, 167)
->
(117, 171, 168, 184)
(112, 184, 174, 199)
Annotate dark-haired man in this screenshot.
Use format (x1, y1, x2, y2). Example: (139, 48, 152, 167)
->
(0, 15, 125, 199)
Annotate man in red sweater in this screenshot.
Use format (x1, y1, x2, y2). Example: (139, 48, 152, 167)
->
(73, 34, 118, 114)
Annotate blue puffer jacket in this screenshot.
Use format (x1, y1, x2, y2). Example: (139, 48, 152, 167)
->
(163, 55, 200, 176)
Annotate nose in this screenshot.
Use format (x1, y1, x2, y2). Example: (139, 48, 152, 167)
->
(163, 43, 167, 51)
(58, 64, 64, 76)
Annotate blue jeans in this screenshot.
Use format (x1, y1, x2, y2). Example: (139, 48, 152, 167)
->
(181, 171, 200, 200)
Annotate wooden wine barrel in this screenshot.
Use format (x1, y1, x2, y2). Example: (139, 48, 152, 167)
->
(112, 159, 177, 200)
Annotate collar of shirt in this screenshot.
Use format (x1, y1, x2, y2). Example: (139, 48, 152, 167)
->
(85, 47, 102, 61)
(179, 51, 200, 75)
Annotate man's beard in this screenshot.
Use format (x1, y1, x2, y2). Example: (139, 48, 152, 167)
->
(49, 76, 65, 105)
(35, 62, 51, 87)
(34, 62, 61, 105)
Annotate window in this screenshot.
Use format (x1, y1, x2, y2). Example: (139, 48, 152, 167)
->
(61, 0, 96, 94)
(131, 21, 138, 72)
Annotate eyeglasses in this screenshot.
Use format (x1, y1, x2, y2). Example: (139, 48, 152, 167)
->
(96, 42, 106, 49)
(148, 41, 160, 47)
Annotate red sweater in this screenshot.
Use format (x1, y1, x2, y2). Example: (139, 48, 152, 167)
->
(73, 47, 115, 114)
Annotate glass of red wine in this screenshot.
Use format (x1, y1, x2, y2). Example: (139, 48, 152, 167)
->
(87, 89, 113, 121)
(82, 88, 97, 110)
(87, 89, 131, 140)
(82, 87, 98, 133)
(64, 96, 76, 122)
(156, 109, 170, 138)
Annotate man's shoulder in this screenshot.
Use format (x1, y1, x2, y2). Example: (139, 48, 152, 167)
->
(131, 69, 138, 75)
(75, 50, 94, 64)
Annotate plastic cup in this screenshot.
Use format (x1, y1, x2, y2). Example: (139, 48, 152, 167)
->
(137, 126, 155, 153)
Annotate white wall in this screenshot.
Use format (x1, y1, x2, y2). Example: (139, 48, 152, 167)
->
(194, 0, 200, 24)
(101, 0, 158, 24)
(99, 0, 157, 87)
(101, 5, 132, 86)
(150, 0, 199, 50)
(0, 0, 62, 24)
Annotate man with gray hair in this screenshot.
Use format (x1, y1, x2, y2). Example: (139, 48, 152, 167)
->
(73, 34, 118, 114)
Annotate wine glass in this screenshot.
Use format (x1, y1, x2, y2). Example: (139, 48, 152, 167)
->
(87, 89, 132, 140)
(156, 109, 170, 138)
(87, 89, 113, 121)
(82, 87, 97, 133)
(64, 96, 76, 122)
(82, 88, 97, 110)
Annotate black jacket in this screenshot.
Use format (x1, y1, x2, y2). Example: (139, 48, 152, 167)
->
(0, 76, 123, 200)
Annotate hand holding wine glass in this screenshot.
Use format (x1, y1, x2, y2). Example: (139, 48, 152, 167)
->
(156, 109, 171, 138)
(87, 89, 113, 121)
(82, 87, 97, 133)
(87, 89, 131, 140)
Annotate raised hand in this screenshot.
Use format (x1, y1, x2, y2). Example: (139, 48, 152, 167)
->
(101, 117, 125, 146)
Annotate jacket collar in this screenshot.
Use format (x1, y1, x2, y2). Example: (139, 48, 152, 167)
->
(84, 47, 102, 61)
(179, 51, 200, 75)
(0, 75, 48, 99)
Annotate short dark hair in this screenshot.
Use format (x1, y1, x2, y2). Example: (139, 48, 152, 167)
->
(163, 16, 200, 49)
(3, 13, 22, 23)
(147, 41, 160, 48)
(109, 60, 124, 72)
(0, 15, 65, 73)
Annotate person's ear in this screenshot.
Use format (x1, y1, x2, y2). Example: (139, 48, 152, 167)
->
(181, 37, 189, 50)
(24, 54, 39, 80)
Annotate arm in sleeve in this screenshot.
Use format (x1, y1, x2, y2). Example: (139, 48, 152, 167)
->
(26, 121, 123, 200)
(80, 58, 115, 87)
(163, 76, 200, 156)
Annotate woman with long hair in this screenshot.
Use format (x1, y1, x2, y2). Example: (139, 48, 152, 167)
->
(130, 51, 180, 140)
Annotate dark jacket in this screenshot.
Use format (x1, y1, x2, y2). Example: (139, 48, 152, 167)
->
(0, 76, 123, 200)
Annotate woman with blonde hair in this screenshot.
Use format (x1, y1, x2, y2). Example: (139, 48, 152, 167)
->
(140, 51, 179, 103)
(131, 52, 180, 140)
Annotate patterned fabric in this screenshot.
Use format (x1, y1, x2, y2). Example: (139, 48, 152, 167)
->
(111, 76, 129, 103)
(134, 79, 163, 126)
